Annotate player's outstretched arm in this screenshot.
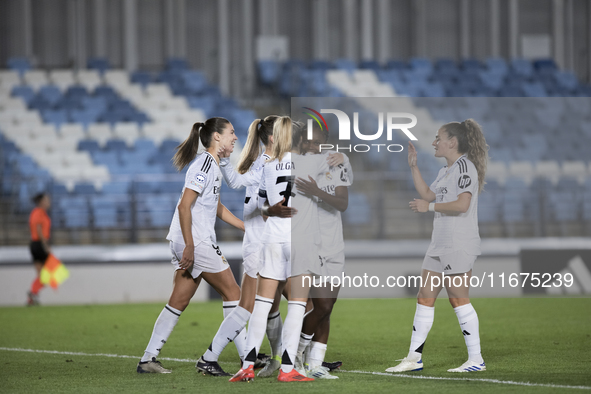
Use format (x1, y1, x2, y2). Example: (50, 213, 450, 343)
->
(408, 141, 435, 202)
(219, 158, 261, 189)
(217, 200, 245, 231)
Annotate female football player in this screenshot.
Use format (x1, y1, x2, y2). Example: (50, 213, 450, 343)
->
(294, 125, 353, 379)
(137, 117, 245, 374)
(230, 117, 349, 382)
(196, 115, 294, 376)
(386, 119, 488, 374)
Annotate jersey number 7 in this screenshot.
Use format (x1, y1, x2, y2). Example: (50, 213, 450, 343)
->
(276, 176, 296, 206)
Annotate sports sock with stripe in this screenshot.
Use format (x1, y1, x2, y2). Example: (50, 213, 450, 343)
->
(407, 303, 434, 361)
(242, 296, 274, 369)
(203, 302, 251, 362)
(296, 332, 313, 362)
(306, 341, 327, 369)
(454, 303, 483, 364)
(280, 301, 307, 373)
(224, 301, 248, 361)
(266, 311, 283, 359)
(142, 304, 182, 362)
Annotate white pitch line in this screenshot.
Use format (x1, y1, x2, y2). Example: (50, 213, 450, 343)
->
(342, 370, 591, 391)
(1, 347, 590, 390)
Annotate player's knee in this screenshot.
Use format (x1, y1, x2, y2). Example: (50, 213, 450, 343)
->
(449, 297, 470, 308)
(417, 297, 435, 307)
(313, 299, 335, 318)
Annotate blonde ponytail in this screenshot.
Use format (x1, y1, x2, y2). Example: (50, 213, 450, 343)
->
(236, 115, 279, 174)
(268, 116, 292, 162)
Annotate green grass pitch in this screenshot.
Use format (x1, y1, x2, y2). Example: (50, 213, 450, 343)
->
(1, 298, 589, 393)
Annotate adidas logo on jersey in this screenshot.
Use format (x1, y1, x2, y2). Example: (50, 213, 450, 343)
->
(444, 264, 452, 271)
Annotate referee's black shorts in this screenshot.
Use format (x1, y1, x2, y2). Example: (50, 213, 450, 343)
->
(30, 241, 49, 264)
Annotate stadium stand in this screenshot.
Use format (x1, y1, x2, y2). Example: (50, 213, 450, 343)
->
(1, 56, 590, 239)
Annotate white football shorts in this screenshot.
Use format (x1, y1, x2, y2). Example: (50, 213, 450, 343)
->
(170, 241, 230, 279)
(422, 250, 477, 275)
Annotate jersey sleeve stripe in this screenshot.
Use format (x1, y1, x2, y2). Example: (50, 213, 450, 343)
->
(201, 156, 212, 172)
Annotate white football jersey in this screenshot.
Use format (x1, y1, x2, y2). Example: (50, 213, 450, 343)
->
(166, 152, 222, 246)
(315, 151, 353, 257)
(258, 152, 329, 244)
(220, 152, 270, 255)
(426, 154, 481, 256)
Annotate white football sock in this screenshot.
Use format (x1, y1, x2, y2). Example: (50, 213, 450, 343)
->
(407, 303, 434, 361)
(280, 301, 307, 373)
(454, 303, 483, 363)
(223, 301, 248, 361)
(266, 311, 283, 358)
(142, 304, 181, 362)
(307, 341, 327, 369)
(297, 332, 313, 360)
(243, 296, 274, 369)
(203, 303, 251, 362)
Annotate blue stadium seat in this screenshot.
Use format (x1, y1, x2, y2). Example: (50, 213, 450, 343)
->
(73, 183, 97, 195)
(101, 181, 131, 195)
(344, 193, 371, 225)
(385, 59, 407, 70)
(39, 85, 63, 105)
(59, 196, 90, 228)
(89, 195, 120, 228)
(105, 139, 129, 151)
(511, 58, 534, 77)
(11, 85, 35, 104)
(70, 109, 100, 128)
(78, 139, 101, 153)
(409, 58, 433, 75)
(42, 109, 69, 127)
(485, 58, 508, 76)
(334, 59, 357, 73)
(7, 57, 31, 74)
(478, 192, 500, 223)
(166, 57, 190, 71)
(131, 71, 153, 87)
(87, 57, 111, 73)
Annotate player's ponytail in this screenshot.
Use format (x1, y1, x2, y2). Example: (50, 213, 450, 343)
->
(173, 117, 230, 171)
(237, 115, 278, 174)
(443, 119, 489, 193)
(268, 116, 292, 162)
(463, 119, 488, 193)
(173, 122, 203, 171)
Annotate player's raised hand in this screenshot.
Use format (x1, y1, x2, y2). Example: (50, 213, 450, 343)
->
(267, 198, 298, 218)
(409, 198, 429, 213)
(327, 152, 344, 167)
(217, 145, 231, 159)
(408, 141, 418, 168)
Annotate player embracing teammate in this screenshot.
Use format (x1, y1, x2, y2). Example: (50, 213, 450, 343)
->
(229, 117, 352, 382)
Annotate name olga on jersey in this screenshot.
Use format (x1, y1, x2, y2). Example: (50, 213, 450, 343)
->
(276, 161, 294, 170)
(303, 107, 418, 153)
